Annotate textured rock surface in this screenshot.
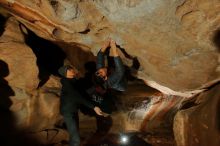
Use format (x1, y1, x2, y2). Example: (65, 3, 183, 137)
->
(0, 17, 63, 138)
(0, 0, 219, 96)
(173, 83, 220, 146)
(0, 17, 38, 128)
(0, 17, 38, 91)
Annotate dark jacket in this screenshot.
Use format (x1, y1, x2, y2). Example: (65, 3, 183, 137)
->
(58, 66, 94, 114)
(60, 78, 95, 114)
(96, 51, 127, 91)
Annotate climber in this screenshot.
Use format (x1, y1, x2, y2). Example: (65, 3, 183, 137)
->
(58, 65, 103, 146)
(95, 38, 127, 92)
(80, 39, 128, 138)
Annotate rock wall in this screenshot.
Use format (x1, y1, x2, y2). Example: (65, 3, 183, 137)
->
(0, 17, 67, 145)
(173, 83, 220, 146)
(0, 0, 219, 96)
(0, 17, 38, 128)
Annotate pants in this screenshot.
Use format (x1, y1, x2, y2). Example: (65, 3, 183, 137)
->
(63, 112, 80, 146)
(96, 116, 112, 134)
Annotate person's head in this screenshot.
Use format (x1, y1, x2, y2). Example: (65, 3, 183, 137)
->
(58, 65, 78, 78)
(96, 67, 107, 80)
(66, 66, 78, 78)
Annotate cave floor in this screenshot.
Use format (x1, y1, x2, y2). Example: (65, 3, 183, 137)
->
(79, 132, 176, 146)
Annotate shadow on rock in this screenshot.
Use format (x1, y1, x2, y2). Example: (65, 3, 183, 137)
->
(21, 24, 66, 88)
(0, 14, 7, 37)
(213, 29, 220, 53)
(0, 60, 43, 146)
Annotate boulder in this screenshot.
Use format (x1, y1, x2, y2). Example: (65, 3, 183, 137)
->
(173, 83, 220, 146)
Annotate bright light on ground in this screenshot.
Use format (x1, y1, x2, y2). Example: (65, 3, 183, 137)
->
(120, 135, 129, 144)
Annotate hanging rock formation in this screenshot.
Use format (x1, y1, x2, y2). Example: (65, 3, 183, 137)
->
(0, 0, 219, 97)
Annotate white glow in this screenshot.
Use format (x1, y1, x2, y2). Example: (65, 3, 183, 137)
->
(121, 135, 128, 144)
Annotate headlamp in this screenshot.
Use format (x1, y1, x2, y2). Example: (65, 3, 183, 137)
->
(120, 134, 129, 144)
